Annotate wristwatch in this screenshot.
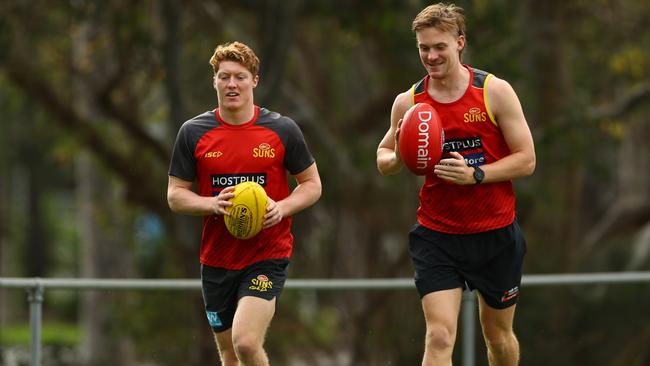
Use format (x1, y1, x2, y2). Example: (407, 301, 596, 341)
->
(472, 166, 485, 184)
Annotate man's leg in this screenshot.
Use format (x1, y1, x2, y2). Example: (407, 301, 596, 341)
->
(230, 296, 276, 366)
(214, 329, 239, 366)
(478, 295, 519, 366)
(421, 288, 463, 366)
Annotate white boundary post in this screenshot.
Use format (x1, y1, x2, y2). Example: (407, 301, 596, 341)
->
(461, 290, 476, 366)
(26, 279, 44, 366)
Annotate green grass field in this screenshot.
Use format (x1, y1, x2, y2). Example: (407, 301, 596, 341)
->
(0, 323, 79, 346)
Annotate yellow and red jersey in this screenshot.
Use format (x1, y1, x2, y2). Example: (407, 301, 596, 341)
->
(169, 106, 314, 269)
(412, 66, 515, 234)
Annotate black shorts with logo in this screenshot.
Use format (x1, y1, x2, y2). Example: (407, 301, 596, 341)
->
(408, 220, 527, 309)
(201, 258, 290, 333)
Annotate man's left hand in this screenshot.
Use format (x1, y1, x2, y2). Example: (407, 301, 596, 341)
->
(434, 151, 475, 185)
(263, 198, 284, 229)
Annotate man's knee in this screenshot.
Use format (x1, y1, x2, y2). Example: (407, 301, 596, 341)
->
(232, 333, 263, 361)
(425, 324, 456, 351)
(483, 328, 518, 353)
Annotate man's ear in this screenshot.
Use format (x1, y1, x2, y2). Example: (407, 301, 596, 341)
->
(253, 74, 259, 88)
(457, 35, 466, 53)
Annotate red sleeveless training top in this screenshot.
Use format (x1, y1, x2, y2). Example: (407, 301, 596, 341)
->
(412, 65, 515, 234)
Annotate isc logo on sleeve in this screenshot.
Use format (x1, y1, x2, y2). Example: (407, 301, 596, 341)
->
(204, 151, 223, 158)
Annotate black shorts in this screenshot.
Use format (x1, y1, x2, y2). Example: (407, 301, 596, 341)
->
(201, 258, 290, 333)
(408, 220, 527, 309)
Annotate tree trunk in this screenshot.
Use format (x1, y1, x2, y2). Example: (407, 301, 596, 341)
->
(159, 2, 215, 362)
(73, 6, 136, 364)
(161, 0, 185, 142)
(522, 0, 577, 270)
(0, 109, 15, 326)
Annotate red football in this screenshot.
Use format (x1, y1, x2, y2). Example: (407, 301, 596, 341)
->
(398, 103, 444, 175)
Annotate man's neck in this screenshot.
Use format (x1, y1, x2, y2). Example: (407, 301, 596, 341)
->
(428, 63, 469, 103)
(219, 104, 256, 125)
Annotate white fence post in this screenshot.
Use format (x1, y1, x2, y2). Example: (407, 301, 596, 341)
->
(26, 280, 44, 366)
(462, 290, 476, 366)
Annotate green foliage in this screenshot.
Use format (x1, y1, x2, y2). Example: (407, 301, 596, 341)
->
(518, 284, 650, 365)
(1, 0, 650, 364)
(609, 46, 649, 80)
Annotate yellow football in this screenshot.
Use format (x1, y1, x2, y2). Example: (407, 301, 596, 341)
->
(224, 181, 268, 240)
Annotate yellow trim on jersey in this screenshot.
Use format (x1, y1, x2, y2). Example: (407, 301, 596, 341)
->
(411, 85, 416, 106)
(483, 74, 497, 126)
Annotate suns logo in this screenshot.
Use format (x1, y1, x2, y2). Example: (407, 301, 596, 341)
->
(249, 274, 273, 292)
(253, 143, 275, 158)
(463, 107, 487, 123)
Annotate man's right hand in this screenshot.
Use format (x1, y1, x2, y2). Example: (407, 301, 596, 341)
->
(394, 118, 403, 161)
(213, 186, 235, 215)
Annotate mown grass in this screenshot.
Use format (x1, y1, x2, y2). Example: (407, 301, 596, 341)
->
(0, 323, 79, 346)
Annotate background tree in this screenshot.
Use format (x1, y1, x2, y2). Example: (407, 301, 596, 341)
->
(1, 0, 649, 365)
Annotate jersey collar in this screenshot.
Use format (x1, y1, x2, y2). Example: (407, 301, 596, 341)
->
(215, 105, 260, 128)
